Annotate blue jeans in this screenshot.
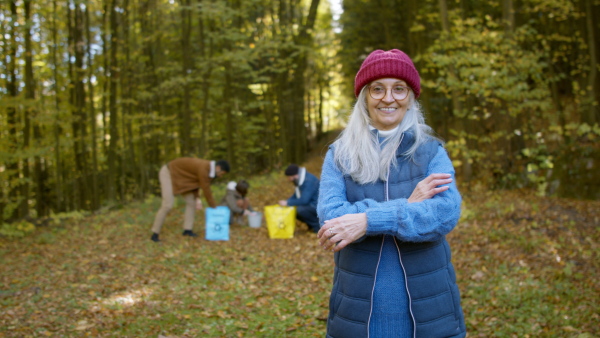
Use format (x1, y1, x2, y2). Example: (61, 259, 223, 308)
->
(296, 205, 320, 233)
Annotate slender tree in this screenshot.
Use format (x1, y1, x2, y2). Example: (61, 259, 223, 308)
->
(583, 0, 597, 124)
(179, 0, 193, 155)
(85, 4, 99, 210)
(72, 1, 89, 209)
(50, 0, 64, 212)
(438, 0, 471, 180)
(6, 1, 20, 220)
(107, 0, 121, 201)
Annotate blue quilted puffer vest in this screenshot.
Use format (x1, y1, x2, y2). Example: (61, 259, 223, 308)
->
(326, 133, 466, 338)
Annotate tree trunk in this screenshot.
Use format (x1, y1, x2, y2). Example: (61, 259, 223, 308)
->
(51, 0, 64, 212)
(504, 0, 525, 175)
(179, 0, 193, 155)
(21, 0, 35, 219)
(224, 66, 235, 168)
(502, 0, 514, 38)
(85, 5, 99, 211)
(0, 3, 6, 219)
(25, 0, 49, 218)
(439, 0, 471, 181)
(583, 0, 597, 124)
(101, 1, 110, 155)
(6, 0, 20, 220)
(121, 0, 140, 199)
(306, 87, 313, 143)
(139, 0, 161, 182)
(317, 80, 324, 140)
(265, 86, 277, 169)
(71, 0, 89, 209)
(107, 0, 120, 202)
(197, 0, 211, 156)
(288, 0, 320, 164)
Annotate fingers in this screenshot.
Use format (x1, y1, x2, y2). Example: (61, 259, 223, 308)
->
(317, 221, 330, 239)
(418, 181, 451, 200)
(419, 174, 452, 190)
(429, 178, 453, 189)
(422, 173, 450, 184)
(322, 233, 345, 251)
(332, 239, 349, 252)
(318, 226, 337, 245)
(422, 174, 452, 191)
(321, 233, 340, 251)
(429, 173, 452, 180)
(409, 174, 454, 203)
(318, 221, 340, 249)
(321, 235, 350, 252)
(432, 185, 450, 195)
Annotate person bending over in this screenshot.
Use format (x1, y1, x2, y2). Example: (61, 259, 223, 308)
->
(151, 158, 229, 242)
(221, 180, 254, 225)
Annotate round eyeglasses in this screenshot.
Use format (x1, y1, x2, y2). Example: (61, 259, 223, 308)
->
(368, 85, 410, 101)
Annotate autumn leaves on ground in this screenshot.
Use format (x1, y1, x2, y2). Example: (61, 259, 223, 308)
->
(1, 146, 599, 337)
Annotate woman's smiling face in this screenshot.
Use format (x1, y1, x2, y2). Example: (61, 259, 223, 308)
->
(366, 78, 411, 131)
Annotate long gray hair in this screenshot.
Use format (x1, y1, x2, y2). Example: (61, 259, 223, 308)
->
(333, 86, 439, 184)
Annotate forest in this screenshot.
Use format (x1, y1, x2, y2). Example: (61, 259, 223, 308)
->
(1, 0, 599, 221)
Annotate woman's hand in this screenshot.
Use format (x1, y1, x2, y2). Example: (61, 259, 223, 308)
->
(195, 199, 204, 210)
(408, 173, 453, 203)
(317, 213, 367, 252)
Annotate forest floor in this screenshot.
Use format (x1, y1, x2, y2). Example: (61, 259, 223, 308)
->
(1, 136, 599, 337)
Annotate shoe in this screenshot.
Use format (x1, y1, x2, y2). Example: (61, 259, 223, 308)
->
(151, 233, 160, 242)
(182, 230, 199, 237)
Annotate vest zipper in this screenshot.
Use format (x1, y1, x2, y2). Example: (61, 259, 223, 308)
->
(395, 132, 415, 337)
(368, 132, 415, 337)
(386, 132, 416, 337)
(367, 157, 388, 338)
(367, 236, 385, 338)
(386, 172, 417, 337)
(394, 237, 417, 338)
(385, 169, 389, 201)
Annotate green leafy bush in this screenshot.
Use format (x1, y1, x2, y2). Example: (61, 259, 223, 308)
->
(0, 221, 36, 238)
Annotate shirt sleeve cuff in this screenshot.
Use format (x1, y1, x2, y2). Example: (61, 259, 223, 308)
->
(365, 207, 399, 235)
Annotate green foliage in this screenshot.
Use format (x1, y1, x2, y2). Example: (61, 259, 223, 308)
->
(49, 211, 88, 225)
(1, 0, 598, 230)
(424, 16, 557, 187)
(426, 20, 553, 115)
(336, 0, 599, 198)
(0, 0, 338, 222)
(0, 221, 36, 239)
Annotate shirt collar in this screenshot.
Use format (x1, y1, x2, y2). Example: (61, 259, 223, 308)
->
(209, 161, 216, 178)
(369, 124, 399, 137)
(298, 167, 306, 186)
(295, 167, 306, 199)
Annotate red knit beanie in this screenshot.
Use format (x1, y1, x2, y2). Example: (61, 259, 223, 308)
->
(354, 49, 421, 98)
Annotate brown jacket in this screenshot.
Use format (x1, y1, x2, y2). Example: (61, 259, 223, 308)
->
(168, 157, 217, 208)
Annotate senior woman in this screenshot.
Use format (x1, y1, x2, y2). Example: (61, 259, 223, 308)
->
(317, 49, 466, 338)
